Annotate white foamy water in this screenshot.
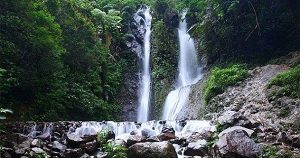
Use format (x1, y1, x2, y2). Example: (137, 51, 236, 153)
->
(162, 10, 203, 121)
(72, 120, 213, 140)
(134, 6, 152, 122)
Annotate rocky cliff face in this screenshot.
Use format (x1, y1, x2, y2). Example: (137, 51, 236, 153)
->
(198, 51, 300, 157)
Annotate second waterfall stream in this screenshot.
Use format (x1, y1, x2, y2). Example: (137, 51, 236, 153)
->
(135, 6, 152, 122)
(162, 10, 203, 120)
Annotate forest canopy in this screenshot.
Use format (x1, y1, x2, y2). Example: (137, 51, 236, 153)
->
(0, 0, 299, 121)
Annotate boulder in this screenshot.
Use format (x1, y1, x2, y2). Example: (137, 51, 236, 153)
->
(94, 151, 108, 158)
(187, 130, 214, 143)
(52, 141, 67, 152)
(81, 134, 97, 142)
(114, 139, 126, 146)
(141, 128, 156, 138)
(126, 135, 145, 147)
(80, 140, 99, 154)
(64, 148, 83, 158)
(31, 147, 45, 154)
(146, 136, 160, 142)
(66, 133, 85, 147)
(158, 127, 176, 141)
(128, 142, 177, 158)
(215, 129, 261, 157)
(218, 126, 254, 138)
(157, 132, 175, 141)
(31, 139, 42, 148)
(184, 140, 208, 156)
(217, 110, 240, 125)
(14, 148, 26, 156)
(161, 127, 175, 134)
(79, 153, 90, 158)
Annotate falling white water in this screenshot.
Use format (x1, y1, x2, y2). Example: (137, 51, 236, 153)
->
(71, 120, 214, 140)
(162, 10, 203, 121)
(135, 6, 152, 122)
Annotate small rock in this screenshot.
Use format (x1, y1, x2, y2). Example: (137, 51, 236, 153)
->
(31, 139, 42, 147)
(31, 147, 45, 154)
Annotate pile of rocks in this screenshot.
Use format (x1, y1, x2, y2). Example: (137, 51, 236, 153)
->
(0, 121, 265, 158)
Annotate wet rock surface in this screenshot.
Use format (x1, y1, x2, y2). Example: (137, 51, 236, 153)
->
(128, 142, 178, 158)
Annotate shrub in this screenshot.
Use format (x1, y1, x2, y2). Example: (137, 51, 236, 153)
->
(268, 65, 300, 98)
(204, 64, 248, 104)
(97, 130, 127, 158)
(103, 142, 127, 158)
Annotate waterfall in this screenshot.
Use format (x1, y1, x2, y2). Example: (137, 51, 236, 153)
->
(134, 6, 152, 122)
(162, 10, 203, 120)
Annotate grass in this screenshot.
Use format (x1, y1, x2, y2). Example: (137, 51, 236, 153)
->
(204, 64, 248, 104)
(262, 145, 293, 158)
(268, 65, 300, 99)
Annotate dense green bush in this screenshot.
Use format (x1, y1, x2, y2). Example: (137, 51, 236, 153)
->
(204, 64, 248, 104)
(97, 130, 127, 158)
(268, 65, 300, 99)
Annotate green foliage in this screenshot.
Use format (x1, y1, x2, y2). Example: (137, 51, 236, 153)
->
(262, 145, 293, 158)
(97, 130, 127, 158)
(151, 19, 178, 118)
(268, 65, 300, 98)
(34, 152, 50, 158)
(177, 0, 299, 64)
(103, 142, 127, 158)
(97, 130, 109, 145)
(204, 64, 248, 104)
(0, 0, 127, 121)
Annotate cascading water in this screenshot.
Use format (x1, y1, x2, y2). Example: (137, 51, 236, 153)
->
(162, 10, 203, 120)
(134, 6, 152, 122)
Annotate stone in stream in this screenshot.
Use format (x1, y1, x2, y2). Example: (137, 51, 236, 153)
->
(184, 139, 208, 156)
(66, 133, 85, 147)
(157, 127, 176, 141)
(31, 147, 45, 154)
(186, 130, 214, 143)
(128, 142, 177, 158)
(63, 148, 83, 158)
(52, 141, 67, 152)
(141, 128, 156, 138)
(126, 135, 145, 147)
(80, 140, 99, 154)
(215, 129, 261, 157)
(31, 139, 42, 148)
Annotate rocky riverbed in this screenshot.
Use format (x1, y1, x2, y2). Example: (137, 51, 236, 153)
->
(0, 120, 268, 158)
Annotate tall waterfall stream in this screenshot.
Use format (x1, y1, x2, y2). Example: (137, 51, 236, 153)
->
(162, 10, 203, 120)
(135, 7, 152, 122)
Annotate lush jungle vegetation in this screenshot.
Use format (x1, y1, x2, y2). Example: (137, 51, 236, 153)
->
(0, 0, 299, 121)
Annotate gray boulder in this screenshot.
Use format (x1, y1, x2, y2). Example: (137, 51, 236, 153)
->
(126, 135, 145, 147)
(215, 129, 261, 157)
(52, 141, 67, 152)
(128, 142, 177, 158)
(184, 139, 208, 156)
